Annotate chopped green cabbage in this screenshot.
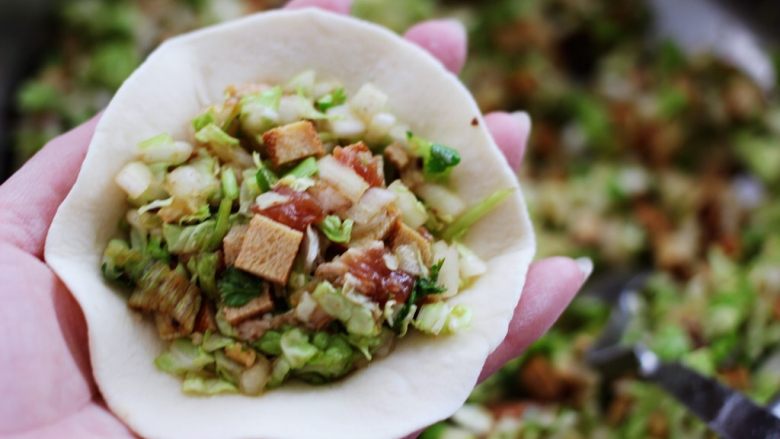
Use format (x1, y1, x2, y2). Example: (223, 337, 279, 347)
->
(253, 330, 283, 356)
(312, 282, 380, 337)
(214, 350, 244, 384)
(155, 338, 214, 375)
(163, 220, 216, 254)
(202, 331, 234, 352)
(295, 332, 355, 383)
(186, 252, 219, 299)
(318, 215, 354, 243)
(240, 86, 282, 134)
(280, 328, 318, 368)
(182, 373, 237, 395)
(268, 357, 292, 388)
(101, 238, 147, 284)
(413, 303, 472, 335)
(285, 156, 319, 179)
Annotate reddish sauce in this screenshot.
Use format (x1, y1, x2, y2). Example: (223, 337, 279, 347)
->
(254, 186, 324, 231)
(342, 246, 415, 305)
(333, 142, 385, 187)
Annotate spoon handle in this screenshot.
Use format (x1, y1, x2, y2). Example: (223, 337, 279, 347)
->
(646, 362, 780, 439)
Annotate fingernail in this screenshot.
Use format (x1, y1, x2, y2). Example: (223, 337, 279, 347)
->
(510, 111, 532, 138)
(574, 257, 594, 280)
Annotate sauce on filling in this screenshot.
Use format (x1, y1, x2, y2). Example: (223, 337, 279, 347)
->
(254, 186, 324, 231)
(342, 245, 415, 305)
(334, 143, 385, 187)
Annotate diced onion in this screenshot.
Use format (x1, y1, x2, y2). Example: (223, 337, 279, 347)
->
(394, 244, 426, 276)
(255, 192, 291, 209)
(383, 253, 399, 271)
(327, 105, 366, 139)
(284, 70, 316, 96)
(366, 112, 396, 142)
(116, 161, 153, 199)
(295, 292, 318, 323)
(417, 183, 466, 220)
(432, 241, 460, 298)
(456, 243, 487, 279)
(278, 95, 321, 124)
(239, 356, 271, 395)
(318, 156, 369, 203)
(139, 140, 193, 165)
(313, 79, 342, 99)
(388, 181, 428, 229)
(349, 83, 388, 121)
(346, 188, 397, 224)
(166, 165, 219, 199)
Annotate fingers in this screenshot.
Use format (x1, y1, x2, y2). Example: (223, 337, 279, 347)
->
(484, 111, 532, 171)
(478, 257, 592, 381)
(404, 20, 467, 74)
(284, 0, 352, 14)
(0, 115, 100, 258)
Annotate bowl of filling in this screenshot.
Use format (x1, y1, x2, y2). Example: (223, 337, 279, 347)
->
(45, 8, 535, 439)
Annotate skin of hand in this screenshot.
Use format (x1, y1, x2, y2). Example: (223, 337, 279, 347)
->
(0, 1, 590, 437)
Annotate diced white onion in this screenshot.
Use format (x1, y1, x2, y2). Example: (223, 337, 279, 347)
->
(366, 112, 397, 142)
(394, 244, 426, 276)
(239, 357, 270, 396)
(346, 188, 397, 224)
(349, 83, 388, 120)
(456, 243, 487, 279)
(389, 123, 411, 146)
(317, 156, 369, 203)
(417, 183, 466, 220)
(285, 70, 316, 96)
(278, 95, 320, 124)
(383, 253, 399, 271)
(388, 181, 428, 229)
(255, 192, 291, 209)
(139, 140, 193, 165)
(313, 79, 342, 99)
(432, 241, 460, 298)
(116, 161, 153, 199)
(295, 292, 318, 323)
(326, 105, 366, 139)
(166, 165, 219, 199)
(302, 226, 321, 273)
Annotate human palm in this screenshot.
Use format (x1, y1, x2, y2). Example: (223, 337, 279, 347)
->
(0, 1, 588, 437)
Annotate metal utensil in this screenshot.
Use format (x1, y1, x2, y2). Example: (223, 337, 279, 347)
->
(586, 273, 780, 439)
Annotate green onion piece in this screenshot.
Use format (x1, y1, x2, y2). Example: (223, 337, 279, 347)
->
(221, 168, 239, 200)
(285, 157, 319, 179)
(407, 132, 461, 180)
(315, 87, 347, 112)
(441, 188, 513, 241)
(256, 166, 279, 193)
(192, 110, 216, 132)
(318, 215, 353, 243)
(195, 123, 239, 147)
(210, 198, 233, 250)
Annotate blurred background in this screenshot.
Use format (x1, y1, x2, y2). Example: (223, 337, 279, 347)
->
(2, 0, 780, 437)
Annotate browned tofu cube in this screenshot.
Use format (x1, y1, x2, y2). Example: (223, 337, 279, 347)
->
(391, 221, 432, 265)
(384, 142, 410, 170)
(262, 120, 324, 167)
(224, 343, 257, 367)
(223, 289, 274, 325)
(235, 215, 303, 284)
(223, 224, 248, 266)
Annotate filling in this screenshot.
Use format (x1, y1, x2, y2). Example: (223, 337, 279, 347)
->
(102, 71, 511, 395)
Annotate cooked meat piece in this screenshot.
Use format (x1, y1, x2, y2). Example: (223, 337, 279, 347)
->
(236, 311, 297, 341)
(262, 120, 324, 167)
(194, 301, 218, 333)
(390, 221, 432, 265)
(235, 214, 303, 284)
(333, 142, 385, 187)
(223, 289, 274, 325)
(223, 224, 248, 266)
(308, 180, 353, 214)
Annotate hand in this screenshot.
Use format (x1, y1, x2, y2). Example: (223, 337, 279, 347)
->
(0, 2, 590, 437)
